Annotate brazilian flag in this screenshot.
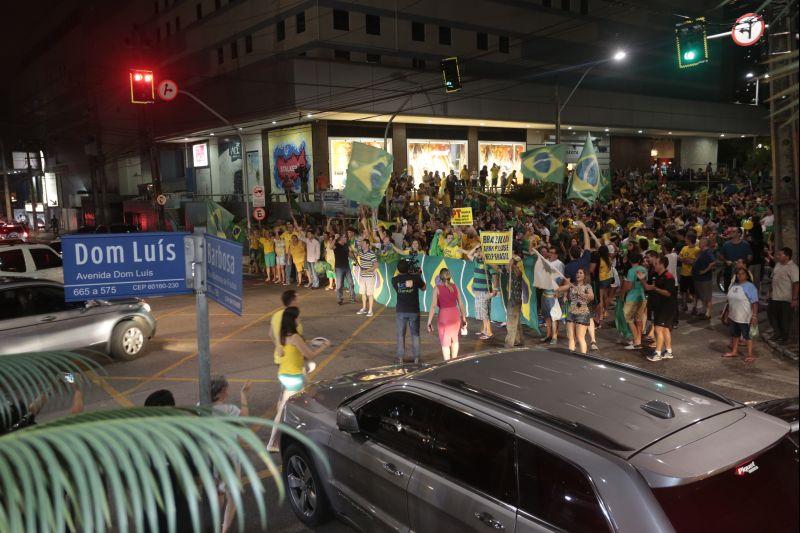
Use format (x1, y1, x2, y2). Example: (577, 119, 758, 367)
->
(521, 144, 566, 184)
(567, 134, 601, 205)
(343, 142, 394, 208)
(207, 200, 234, 239)
(599, 169, 612, 201)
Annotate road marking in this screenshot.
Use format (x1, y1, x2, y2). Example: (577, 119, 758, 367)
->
(153, 302, 196, 320)
(122, 301, 289, 396)
(310, 306, 386, 378)
(86, 371, 135, 407)
(756, 372, 800, 386)
(710, 379, 782, 399)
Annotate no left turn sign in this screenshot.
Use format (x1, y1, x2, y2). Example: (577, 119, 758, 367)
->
(732, 13, 765, 47)
(157, 79, 179, 101)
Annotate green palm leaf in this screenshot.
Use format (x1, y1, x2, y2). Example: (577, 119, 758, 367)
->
(0, 352, 103, 428)
(0, 409, 328, 533)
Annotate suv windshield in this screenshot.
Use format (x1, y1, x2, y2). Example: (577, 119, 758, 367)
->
(652, 438, 798, 533)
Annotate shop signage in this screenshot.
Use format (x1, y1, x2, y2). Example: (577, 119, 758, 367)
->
(252, 185, 265, 207)
(451, 207, 473, 226)
(204, 234, 243, 316)
(62, 233, 191, 301)
(192, 143, 209, 167)
(480, 230, 514, 265)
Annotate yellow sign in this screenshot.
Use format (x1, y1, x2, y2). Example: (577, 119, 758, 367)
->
(480, 230, 514, 265)
(698, 191, 708, 210)
(451, 207, 473, 226)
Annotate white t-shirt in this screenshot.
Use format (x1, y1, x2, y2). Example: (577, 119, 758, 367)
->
(772, 261, 799, 302)
(666, 252, 679, 286)
(303, 236, 321, 262)
(727, 282, 758, 324)
(551, 259, 565, 276)
(212, 403, 241, 417)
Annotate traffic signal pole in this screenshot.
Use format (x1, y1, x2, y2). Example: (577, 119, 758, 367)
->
(180, 90, 252, 232)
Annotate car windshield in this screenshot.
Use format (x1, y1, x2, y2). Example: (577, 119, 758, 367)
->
(652, 438, 798, 533)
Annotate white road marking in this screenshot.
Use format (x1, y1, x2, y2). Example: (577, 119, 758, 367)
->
(710, 379, 782, 399)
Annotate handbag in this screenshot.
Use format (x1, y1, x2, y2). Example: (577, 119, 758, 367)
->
(460, 323, 468, 336)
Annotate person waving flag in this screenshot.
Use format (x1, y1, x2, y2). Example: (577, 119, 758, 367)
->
(520, 144, 566, 184)
(343, 142, 394, 208)
(567, 133, 601, 204)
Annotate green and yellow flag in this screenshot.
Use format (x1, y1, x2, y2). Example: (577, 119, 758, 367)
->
(343, 142, 394, 208)
(207, 200, 234, 239)
(567, 134, 601, 204)
(521, 144, 566, 184)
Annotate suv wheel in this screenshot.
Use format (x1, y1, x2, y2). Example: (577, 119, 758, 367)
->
(282, 443, 332, 527)
(111, 320, 148, 360)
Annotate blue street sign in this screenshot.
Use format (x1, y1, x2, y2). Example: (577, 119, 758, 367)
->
(61, 232, 191, 301)
(204, 234, 243, 316)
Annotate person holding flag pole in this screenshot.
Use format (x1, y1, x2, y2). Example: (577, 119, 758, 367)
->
(532, 246, 569, 345)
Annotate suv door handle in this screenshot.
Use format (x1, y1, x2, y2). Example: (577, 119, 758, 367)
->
(39, 315, 57, 323)
(382, 462, 404, 476)
(475, 511, 504, 530)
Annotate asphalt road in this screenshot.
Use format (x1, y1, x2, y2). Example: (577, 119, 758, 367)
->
(40, 277, 799, 532)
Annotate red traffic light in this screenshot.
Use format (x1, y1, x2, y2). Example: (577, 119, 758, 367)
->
(129, 69, 155, 104)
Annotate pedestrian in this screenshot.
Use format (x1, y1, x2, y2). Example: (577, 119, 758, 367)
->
(427, 268, 467, 360)
(467, 245, 498, 340)
(270, 290, 302, 365)
(560, 267, 594, 354)
(767, 247, 799, 344)
(356, 238, 378, 316)
(640, 256, 677, 362)
(144, 389, 175, 406)
(678, 232, 699, 311)
(490, 163, 500, 192)
(392, 259, 426, 363)
(266, 307, 329, 452)
(273, 229, 287, 285)
(260, 229, 276, 283)
(302, 229, 321, 289)
(622, 252, 648, 350)
(209, 375, 251, 533)
(479, 165, 488, 191)
(540, 246, 567, 345)
(691, 237, 715, 319)
(503, 256, 526, 348)
(593, 244, 614, 324)
(288, 234, 307, 288)
(333, 233, 356, 305)
(722, 267, 759, 363)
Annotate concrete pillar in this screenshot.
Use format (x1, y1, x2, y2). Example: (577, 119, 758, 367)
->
(312, 120, 328, 194)
(468, 127, 479, 171)
(392, 123, 407, 174)
(526, 129, 545, 146)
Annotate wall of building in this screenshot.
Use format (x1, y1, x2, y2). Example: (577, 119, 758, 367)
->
(680, 137, 719, 173)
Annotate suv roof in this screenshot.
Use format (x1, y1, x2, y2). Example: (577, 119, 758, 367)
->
(412, 347, 739, 458)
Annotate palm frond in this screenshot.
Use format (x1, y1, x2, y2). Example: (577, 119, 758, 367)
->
(0, 409, 328, 533)
(0, 352, 103, 428)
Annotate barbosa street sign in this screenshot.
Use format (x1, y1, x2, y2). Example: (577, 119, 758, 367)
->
(62, 233, 192, 301)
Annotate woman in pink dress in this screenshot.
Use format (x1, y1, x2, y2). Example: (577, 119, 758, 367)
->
(427, 269, 467, 361)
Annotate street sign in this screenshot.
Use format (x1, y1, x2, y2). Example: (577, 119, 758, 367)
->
(253, 207, 266, 221)
(62, 232, 190, 301)
(732, 13, 764, 47)
(252, 185, 265, 208)
(157, 79, 179, 101)
(156, 194, 167, 206)
(204, 234, 243, 315)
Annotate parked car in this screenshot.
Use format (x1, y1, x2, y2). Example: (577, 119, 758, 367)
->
(0, 243, 63, 282)
(753, 397, 799, 446)
(279, 347, 798, 533)
(0, 222, 28, 242)
(0, 278, 156, 360)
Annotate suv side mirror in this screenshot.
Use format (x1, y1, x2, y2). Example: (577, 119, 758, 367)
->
(336, 405, 360, 434)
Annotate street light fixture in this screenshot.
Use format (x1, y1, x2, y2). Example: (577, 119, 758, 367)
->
(613, 50, 627, 61)
(745, 72, 755, 78)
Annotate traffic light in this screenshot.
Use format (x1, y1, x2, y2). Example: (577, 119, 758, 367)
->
(129, 69, 155, 103)
(675, 18, 709, 69)
(441, 57, 461, 93)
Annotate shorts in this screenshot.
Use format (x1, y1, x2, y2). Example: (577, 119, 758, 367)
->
(567, 312, 590, 325)
(730, 321, 751, 341)
(679, 275, 694, 294)
(359, 275, 375, 296)
(276, 254, 286, 266)
(293, 261, 305, 273)
(623, 300, 647, 323)
(278, 373, 305, 392)
(326, 270, 336, 279)
(474, 291, 492, 321)
(264, 251, 276, 267)
(694, 279, 712, 303)
(653, 307, 675, 329)
(597, 278, 612, 289)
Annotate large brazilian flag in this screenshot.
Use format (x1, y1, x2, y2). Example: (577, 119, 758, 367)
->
(207, 200, 235, 239)
(343, 142, 394, 208)
(521, 144, 566, 184)
(567, 134, 601, 205)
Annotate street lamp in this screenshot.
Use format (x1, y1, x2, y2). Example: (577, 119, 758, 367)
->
(744, 72, 760, 105)
(613, 50, 627, 61)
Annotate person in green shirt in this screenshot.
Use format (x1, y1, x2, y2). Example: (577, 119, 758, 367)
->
(621, 252, 648, 350)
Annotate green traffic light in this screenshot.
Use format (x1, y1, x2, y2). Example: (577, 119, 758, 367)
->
(683, 50, 697, 61)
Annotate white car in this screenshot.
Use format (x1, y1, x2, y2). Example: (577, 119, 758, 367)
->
(0, 244, 64, 282)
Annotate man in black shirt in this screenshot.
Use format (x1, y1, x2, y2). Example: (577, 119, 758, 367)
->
(333, 234, 355, 305)
(640, 256, 678, 362)
(392, 259, 426, 363)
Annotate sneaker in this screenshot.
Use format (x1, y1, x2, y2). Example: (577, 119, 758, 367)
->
(540, 336, 552, 343)
(357, 308, 367, 315)
(662, 351, 674, 359)
(590, 342, 599, 351)
(624, 343, 641, 350)
(549, 338, 558, 345)
(647, 352, 663, 362)
(338, 301, 344, 306)
(366, 311, 373, 317)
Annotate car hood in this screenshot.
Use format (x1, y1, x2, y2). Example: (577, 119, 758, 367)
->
(304, 364, 423, 410)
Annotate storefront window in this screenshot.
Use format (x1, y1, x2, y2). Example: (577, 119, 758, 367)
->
(407, 140, 467, 184)
(329, 138, 392, 190)
(478, 142, 524, 176)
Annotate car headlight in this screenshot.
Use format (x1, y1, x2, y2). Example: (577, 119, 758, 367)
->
(141, 302, 151, 312)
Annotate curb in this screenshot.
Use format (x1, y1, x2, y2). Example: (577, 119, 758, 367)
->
(762, 337, 799, 362)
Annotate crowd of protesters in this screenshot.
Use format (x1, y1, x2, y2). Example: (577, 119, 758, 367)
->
(248, 165, 798, 365)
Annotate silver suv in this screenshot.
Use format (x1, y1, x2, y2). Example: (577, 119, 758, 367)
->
(280, 347, 798, 532)
(0, 277, 156, 360)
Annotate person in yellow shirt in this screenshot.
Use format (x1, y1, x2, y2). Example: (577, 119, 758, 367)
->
(249, 230, 262, 275)
(281, 225, 295, 284)
(288, 233, 307, 287)
(678, 233, 700, 311)
(260, 230, 276, 283)
(266, 306, 329, 452)
(270, 290, 303, 364)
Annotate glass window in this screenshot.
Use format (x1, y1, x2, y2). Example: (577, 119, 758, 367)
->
(357, 391, 438, 458)
(427, 405, 516, 504)
(245, 34, 253, 53)
(517, 439, 610, 532)
(230, 41, 238, 59)
(477, 32, 488, 50)
(366, 53, 380, 64)
(543, 0, 552, 7)
(30, 248, 62, 270)
(217, 47, 224, 64)
(296, 11, 306, 33)
(214, 0, 221, 9)
(277, 20, 286, 41)
(439, 26, 451, 45)
(412, 57, 426, 70)
(411, 21, 425, 42)
(0, 290, 28, 320)
(166, 21, 171, 37)
(499, 35, 509, 53)
(18, 286, 78, 315)
(562, 0, 570, 11)
(333, 9, 349, 31)
(0, 250, 26, 273)
(175, 16, 180, 32)
(580, 0, 589, 15)
(196, 3, 202, 20)
(366, 14, 380, 35)
(334, 49, 350, 61)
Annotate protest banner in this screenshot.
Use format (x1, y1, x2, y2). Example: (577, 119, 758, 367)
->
(480, 230, 513, 265)
(451, 207, 473, 226)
